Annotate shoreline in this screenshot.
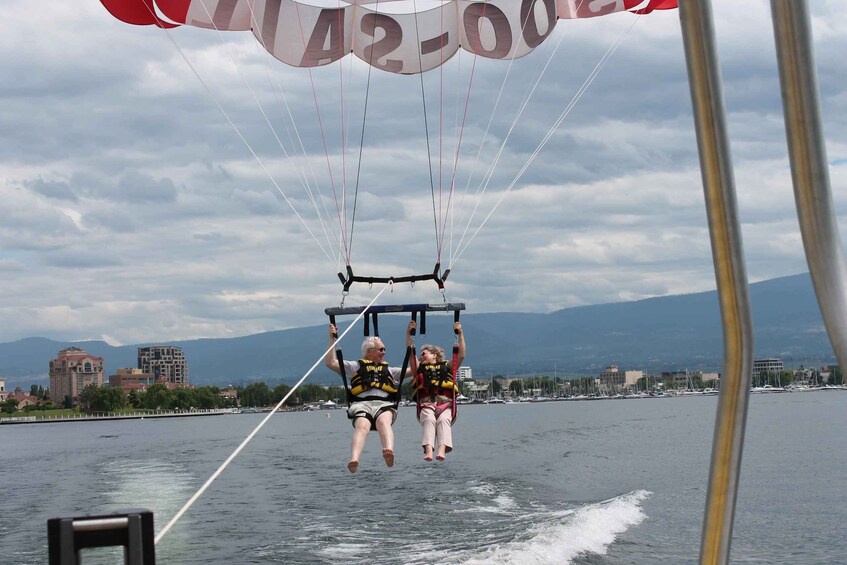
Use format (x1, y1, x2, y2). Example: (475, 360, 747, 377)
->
(0, 409, 233, 426)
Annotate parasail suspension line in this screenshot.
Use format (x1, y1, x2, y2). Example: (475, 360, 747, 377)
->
(348, 0, 382, 262)
(196, 1, 339, 261)
(154, 282, 392, 545)
(452, 1, 561, 265)
(293, 2, 351, 264)
(146, 8, 337, 268)
(451, 13, 641, 268)
(412, 0, 439, 259)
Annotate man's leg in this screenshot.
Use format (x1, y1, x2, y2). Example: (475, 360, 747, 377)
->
(375, 410, 395, 467)
(349, 417, 371, 473)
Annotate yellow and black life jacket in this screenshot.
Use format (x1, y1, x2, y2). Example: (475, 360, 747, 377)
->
(349, 359, 398, 396)
(413, 362, 459, 398)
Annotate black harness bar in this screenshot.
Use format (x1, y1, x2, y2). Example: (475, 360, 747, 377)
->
(337, 263, 451, 293)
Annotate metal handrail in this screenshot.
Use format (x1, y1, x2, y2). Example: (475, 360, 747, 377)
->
(679, 3, 755, 564)
(682, 2, 844, 563)
(771, 0, 847, 370)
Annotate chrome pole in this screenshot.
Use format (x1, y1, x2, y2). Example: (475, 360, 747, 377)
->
(771, 0, 847, 370)
(678, 2, 755, 564)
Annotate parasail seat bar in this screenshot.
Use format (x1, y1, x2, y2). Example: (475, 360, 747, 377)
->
(326, 303, 465, 337)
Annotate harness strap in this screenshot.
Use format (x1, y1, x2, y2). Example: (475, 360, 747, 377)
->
(335, 349, 355, 406)
(394, 345, 413, 410)
(450, 343, 459, 422)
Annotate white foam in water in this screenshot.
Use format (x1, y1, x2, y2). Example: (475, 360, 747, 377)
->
(462, 490, 651, 564)
(458, 479, 518, 515)
(318, 542, 372, 559)
(103, 460, 195, 516)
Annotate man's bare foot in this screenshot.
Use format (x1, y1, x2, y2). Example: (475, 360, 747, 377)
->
(436, 448, 446, 461)
(424, 446, 433, 461)
(347, 460, 359, 473)
(436, 454, 446, 461)
(382, 448, 395, 467)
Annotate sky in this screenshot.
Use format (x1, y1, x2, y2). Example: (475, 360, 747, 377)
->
(1, 1, 846, 346)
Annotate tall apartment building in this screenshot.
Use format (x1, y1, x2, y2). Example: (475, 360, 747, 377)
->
(0, 377, 6, 402)
(49, 347, 104, 404)
(138, 346, 188, 385)
(457, 366, 473, 381)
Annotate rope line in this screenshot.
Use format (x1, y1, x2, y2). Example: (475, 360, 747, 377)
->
(412, 0, 439, 258)
(146, 12, 336, 267)
(294, 2, 351, 264)
(154, 282, 393, 544)
(451, 15, 641, 267)
(452, 22, 569, 261)
(205, 1, 339, 261)
(349, 0, 381, 261)
(451, 2, 555, 264)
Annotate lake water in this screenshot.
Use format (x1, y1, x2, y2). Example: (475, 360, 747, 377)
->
(2, 391, 845, 564)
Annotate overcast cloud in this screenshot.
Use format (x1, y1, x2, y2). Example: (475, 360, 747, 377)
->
(1, 1, 846, 346)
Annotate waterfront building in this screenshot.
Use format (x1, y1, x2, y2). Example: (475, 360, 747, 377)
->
(219, 386, 238, 404)
(0, 377, 6, 402)
(6, 388, 38, 411)
(137, 346, 189, 385)
(753, 358, 783, 375)
(48, 347, 105, 405)
(702, 372, 721, 387)
(598, 365, 643, 391)
(465, 380, 490, 401)
(457, 366, 473, 381)
(109, 368, 157, 395)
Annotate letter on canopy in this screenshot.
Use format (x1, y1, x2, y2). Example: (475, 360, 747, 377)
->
(101, 0, 677, 74)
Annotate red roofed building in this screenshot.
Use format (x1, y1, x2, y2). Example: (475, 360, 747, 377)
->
(7, 389, 38, 411)
(49, 347, 104, 405)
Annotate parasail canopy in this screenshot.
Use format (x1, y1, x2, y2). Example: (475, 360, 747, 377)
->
(101, 0, 677, 74)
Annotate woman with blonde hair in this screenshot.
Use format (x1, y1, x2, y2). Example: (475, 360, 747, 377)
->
(410, 321, 466, 461)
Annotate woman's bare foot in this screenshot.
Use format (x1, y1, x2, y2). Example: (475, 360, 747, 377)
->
(436, 447, 447, 461)
(382, 448, 395, 467)
(347, 460, 359, 473)
(424, 445, 433, 461)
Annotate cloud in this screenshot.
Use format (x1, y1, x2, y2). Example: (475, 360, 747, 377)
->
(0, 1, 845, 345)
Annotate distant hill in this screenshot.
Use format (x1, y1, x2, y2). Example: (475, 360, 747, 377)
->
(0, 273, 835, 390)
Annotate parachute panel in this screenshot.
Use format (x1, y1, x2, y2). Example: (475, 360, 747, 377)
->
(253, 0, 354, 69)
(102, 0, 677, 73)
(556, 0, 676, 19)
(353, 4, 460, 74)
(100, 0, 179, 28)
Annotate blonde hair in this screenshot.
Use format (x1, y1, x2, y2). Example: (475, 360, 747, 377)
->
(420, 344, 446, 362)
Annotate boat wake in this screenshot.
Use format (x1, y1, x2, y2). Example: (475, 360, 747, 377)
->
(455, 489, 651, 564)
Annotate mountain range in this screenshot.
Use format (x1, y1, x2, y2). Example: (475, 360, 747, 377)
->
(0, 273, 836, 390)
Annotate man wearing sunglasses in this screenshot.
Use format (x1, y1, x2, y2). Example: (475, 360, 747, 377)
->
(326, 322, 415, 473)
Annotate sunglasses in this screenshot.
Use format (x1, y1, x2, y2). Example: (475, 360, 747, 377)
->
(369, 346, 386, 352)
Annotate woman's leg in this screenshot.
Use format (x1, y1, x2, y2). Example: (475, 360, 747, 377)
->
(419, 406, 436, 461)
(435, 409, 453, 460)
